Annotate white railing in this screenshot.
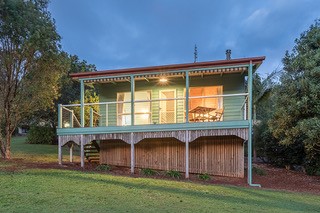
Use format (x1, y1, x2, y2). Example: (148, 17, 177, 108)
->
(58, 93, 248, 128)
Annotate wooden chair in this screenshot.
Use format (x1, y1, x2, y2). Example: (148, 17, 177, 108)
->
(215, 108, 224, 121)
(209, 108, 224, 121)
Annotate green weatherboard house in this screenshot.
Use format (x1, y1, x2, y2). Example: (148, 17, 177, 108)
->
(57, 51, 265, 186)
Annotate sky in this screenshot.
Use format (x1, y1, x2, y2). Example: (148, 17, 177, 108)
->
(48, 0, 320, 77)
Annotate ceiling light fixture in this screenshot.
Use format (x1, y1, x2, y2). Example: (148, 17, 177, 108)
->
(159, 77, 168, 83)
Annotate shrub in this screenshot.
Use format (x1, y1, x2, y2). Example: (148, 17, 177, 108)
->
(252, 167, 267, 176)
(166, 170, 181, 179)
(95, 164, 111, 171)
(198, 173, 211, 181)
(27, 126, 55, 144)
(305, 150, 320, 175)
(141, 168, 156, 176)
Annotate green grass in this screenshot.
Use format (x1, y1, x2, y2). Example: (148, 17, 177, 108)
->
(0, 169, 319, 213)
(0, 137, 319, 212)
(11, 136, 79, 163)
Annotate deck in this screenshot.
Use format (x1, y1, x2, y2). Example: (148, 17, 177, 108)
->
(57, 120, 249, 145)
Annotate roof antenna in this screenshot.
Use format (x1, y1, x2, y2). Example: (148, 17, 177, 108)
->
(194, 44, 198, 63)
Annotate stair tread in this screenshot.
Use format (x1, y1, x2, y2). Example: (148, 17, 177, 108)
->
(84, 142, 100, 162)
(85, 153, 100, 157)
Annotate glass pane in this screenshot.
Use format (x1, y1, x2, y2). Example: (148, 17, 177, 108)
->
(188, 86, 223, 121)
(117, 91, 151, 126)
(122, 115, 131, 126)
(160, 90, 176, 124)
(135, 91, 150, 101)
(135, 114, 150, 125)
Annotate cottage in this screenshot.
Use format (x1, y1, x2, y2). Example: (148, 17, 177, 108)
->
(57, 52, 265, 186)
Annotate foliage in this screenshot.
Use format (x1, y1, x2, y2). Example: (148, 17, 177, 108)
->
(58, 55, 97, 106)
(71, 90, 100, 127)
(198, 173, 211, 181)
(0, 0, 68, 158)
(252, 167, 267, 176)
(95, 164, 111, 172)
(27, 126, 55, 144)
(269, 20, 320, 174)
(166, 170, 181, 179)
(30, 55, 97, 130)
(141, 168, 157, 176)
(253, 73, 276, 155)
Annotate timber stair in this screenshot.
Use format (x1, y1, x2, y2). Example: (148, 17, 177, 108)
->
(84, 141, 100, 163)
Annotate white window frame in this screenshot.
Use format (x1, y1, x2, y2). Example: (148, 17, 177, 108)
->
(159, 89, 176, 124)
(117, 90, 151, 126)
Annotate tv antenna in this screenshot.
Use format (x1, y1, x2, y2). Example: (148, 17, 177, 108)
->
(194, 44, 198, 63)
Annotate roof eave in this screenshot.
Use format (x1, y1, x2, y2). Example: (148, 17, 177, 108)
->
(70, 56, 265, 80)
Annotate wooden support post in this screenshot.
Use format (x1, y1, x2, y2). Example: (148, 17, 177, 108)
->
(58, 104, 62, 129)
(80, 80, 85, 127)
(69, 143, 73, 163)
(130, 75, 135, 126)
(185, 130, 189, 178)
(58, 137, 62, 165)
(80, 135, 84, 168)
(185, 71, 190, 123)
(130, 132, 135, 174)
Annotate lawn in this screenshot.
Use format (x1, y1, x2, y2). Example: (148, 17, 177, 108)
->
(11, 136, 78, 163)
(0, 137, 319, 212)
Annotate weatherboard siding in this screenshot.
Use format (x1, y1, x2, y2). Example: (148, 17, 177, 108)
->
(98, 73, 245, 126)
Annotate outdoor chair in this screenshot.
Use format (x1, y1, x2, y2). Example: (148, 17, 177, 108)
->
(209, 108, 224, 121)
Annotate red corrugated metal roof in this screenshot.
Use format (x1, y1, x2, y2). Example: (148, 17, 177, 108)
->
(70, 56, 265, 79)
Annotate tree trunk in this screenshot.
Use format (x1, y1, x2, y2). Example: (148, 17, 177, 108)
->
(0, 138, 5, 159)
(3, 117, 12, 159)
(5, 133, 11, 159)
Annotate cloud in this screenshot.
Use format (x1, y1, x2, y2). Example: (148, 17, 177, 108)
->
(243, 8, 269, 26)
(48, 0, 320, 75)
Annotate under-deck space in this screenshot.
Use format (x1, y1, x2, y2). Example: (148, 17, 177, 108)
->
(99, 136, 244, 178)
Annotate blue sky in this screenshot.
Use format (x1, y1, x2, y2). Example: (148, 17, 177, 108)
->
(48, 0, 319, 77)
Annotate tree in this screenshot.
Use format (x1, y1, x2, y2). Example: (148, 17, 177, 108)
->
(0, 0, 68, 158)
(30, 55, 97, 128)
(59, 55, 96, 105)
(269, 20, 320, 174)
(252, 71, 279, 162)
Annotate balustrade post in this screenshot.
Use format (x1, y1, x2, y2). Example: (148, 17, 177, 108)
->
(90, 108, 93, 127)
(185, 71, 189, 123)
(58, 104, 62, 128)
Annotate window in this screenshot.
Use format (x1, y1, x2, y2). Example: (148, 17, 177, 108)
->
(185, 86, 223, 122)
(159, 90, 176, 124)
(117, 91, 151, 126)
(189, 86, 223, 110)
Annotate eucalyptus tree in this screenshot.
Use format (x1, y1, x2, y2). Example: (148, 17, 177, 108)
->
(0, 0, 68, 158)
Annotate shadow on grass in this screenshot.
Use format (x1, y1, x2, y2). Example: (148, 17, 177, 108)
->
(20, 169, 320, 212)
